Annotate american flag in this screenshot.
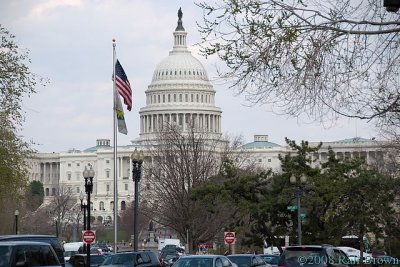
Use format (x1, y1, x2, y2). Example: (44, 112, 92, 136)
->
(115, 60, 132, 111)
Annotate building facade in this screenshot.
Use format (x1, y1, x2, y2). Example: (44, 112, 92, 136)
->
(26, 12, 386, 228)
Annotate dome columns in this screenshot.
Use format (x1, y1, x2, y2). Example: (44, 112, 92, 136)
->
(140, 112, 221, 135)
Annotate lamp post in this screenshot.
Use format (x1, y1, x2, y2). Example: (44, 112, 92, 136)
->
(79, 192, 87, 253)
(290, 174, 307, 245)
(14, 210, 19, 235)
(131, 148, 144, 252)
(83, 165, 95, 266)
(79, 192, 87, 231)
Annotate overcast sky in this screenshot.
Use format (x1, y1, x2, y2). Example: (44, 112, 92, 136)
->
(1, 0, 378, 153)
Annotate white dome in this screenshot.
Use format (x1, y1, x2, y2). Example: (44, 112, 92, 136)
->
(152, 51, 209, 82)
(138, 10, 222, 142)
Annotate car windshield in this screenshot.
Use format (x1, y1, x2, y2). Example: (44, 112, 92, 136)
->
(228, 256, 251, 267)
(0, 246, 12, 267)
(101, 255, 114, 265)
(281, 248, 324, 267)
(175, 257, 213, 267)
(65, 251, 77, 257)
(112, 253, 134, 265)
(91, 255, 107, 264)
(262, 256, 279, 265)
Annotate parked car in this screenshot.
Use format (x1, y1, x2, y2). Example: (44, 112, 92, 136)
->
(259, 254, 280, 267)
(69, 253, 109, 267)
(0, 240, 61, 266)
(99, 250, 161, 267)
(161, 245, 185, 255)
(160, 253, 180, 267)
(173, 255, 236, 267)
(278, 245, 352, 267)
(0, 234, 65, 267)
(64, 242, 84, 263)
(227, 254, 268, 267)
(337, 246, 372, 264)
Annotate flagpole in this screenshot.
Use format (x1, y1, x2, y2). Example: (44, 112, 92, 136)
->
(112, 39, 118, 254)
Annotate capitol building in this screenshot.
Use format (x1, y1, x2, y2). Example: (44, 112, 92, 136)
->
(27, 11, 386, 227)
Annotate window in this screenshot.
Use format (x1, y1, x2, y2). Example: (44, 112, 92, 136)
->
(174, 94, 176, 102)
(125, 184, 128, 190)
(76, 163, 80, 167)
(268, 159, 272, 162)
(106, 170, 110, 178)
(99, 201, 105, 211)
(67, 173, 71, 181)
(158, 95, 160, 103)
(77, 187, 80, 193)
(163, 95, 165, 103)
(179, 94, 182, 102)
(258, 159, 262, 163)
(68, 163, 71, 167)
(106, 185, 110, 191)
(185, 94, 188, 102)
(121, 201, 126, 210)
(168, 94, 171, 102)
(106, 160, 110, 164)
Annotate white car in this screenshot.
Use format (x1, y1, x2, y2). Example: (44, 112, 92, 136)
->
(337, 246, 372, 263)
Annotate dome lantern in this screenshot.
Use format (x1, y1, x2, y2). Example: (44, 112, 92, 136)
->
(173, 8, 187, 49)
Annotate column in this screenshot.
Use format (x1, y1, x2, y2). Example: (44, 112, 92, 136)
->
(183, 114, 186, 132)
(50, 162, 53, 182)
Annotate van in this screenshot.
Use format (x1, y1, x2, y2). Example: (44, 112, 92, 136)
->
(0, 235, 65, 267)
(0, 240, 61, 266)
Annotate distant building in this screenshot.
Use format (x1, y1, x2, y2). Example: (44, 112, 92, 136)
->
(26, 11, 387, 231)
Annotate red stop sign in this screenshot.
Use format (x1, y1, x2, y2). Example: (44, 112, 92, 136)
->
(224, 232, 236, 244)
(82, 230, 96, 244)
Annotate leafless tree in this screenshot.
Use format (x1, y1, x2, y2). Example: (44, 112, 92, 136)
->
(140, 122, 247, 252)
(39, 186, 80, 240)
(197, 0, 400, 129)
(119, 200, 152, 244)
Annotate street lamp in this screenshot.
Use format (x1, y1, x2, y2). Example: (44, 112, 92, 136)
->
(290, 174, 307, 245)
(83, 165, 95, 266)
(131, 148, 144, 252)
(14, 210, 19, 235)
(79, 192, 87, 231)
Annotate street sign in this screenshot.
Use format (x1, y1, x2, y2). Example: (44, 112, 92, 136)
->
(224, 231, 236, 245)
(287, 205, 297, 211)
(82, 230, 96, 244)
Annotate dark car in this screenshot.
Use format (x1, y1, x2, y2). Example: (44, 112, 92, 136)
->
(173, 255, 236, 267)
(260, 255, 280, 267)
(69, 254, 109, 267)
(161, 245, 185, 255)
(227, 254, 268, 267)
(0, 240, 61, 266)
(0, 234, 65, 267)
(278, 245, 352, 267)
(99, 250, 161, 267)
(160, 253, 180, 267)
